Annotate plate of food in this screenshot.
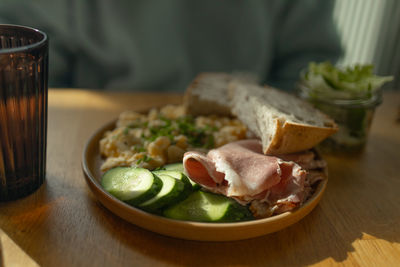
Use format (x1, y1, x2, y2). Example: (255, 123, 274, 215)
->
(82, 73, 337, 241)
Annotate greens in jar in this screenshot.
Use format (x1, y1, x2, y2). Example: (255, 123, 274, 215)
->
(298, 62, 393, 151)
(302, 62, 393, 99)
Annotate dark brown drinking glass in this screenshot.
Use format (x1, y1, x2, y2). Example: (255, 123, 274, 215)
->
(0, 24, 48, 201)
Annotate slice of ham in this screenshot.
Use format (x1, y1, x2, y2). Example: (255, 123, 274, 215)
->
(183, 139, 313, 213)
(279, 151, 327, 170)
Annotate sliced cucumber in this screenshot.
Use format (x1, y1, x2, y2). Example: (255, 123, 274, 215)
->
(163, 190, 254, 222)
(156, 168, 201, 191)
(101, 167, 162, 206)
(153, 170, 191, 190)
(187, 178, 201, 191)
(163, 163, 184, 172)
(139, 174, 186, 212)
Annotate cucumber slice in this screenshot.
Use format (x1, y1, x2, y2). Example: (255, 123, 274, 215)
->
(153, 170, 191, 189)
(156, 168, 200, 191)
(187, 178, 201, 191)
(153, 170, 193, 201)
(163, 163, 184, 172)
(163, 190, 254, 222)
(101, 167, 162, 206)
(139, 174, 186, 212)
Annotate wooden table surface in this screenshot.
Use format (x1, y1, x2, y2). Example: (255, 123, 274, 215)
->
(1, 89, 399, 267)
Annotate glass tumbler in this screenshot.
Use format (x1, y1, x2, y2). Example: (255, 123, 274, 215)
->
(0, 24, 49, 201)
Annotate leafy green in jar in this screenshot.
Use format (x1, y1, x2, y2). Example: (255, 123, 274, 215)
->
(300, 62, 392, 151)
(303, 62, 393, 99)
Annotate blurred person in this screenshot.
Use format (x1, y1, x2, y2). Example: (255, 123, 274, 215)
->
(0, 0, 342, 92)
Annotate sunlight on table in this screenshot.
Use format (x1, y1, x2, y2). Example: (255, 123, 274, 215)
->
(0, 228, 39, 267)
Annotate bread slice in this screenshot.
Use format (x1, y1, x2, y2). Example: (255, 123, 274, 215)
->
(229, 82, 338, 155)
(183, 72, 258, 116)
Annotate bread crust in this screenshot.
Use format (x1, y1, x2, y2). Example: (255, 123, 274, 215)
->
(184, 74, 338, 155)
(183, 73, 233, 116)
(266, 121, 338, 155)
(229, 82, 338, 155)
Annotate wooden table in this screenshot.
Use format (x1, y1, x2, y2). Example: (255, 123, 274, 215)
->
(1, 89, 399, 267)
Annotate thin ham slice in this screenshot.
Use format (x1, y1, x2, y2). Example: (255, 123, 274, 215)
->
(279, 151, 327, 170)
(183, 139, 310, 210)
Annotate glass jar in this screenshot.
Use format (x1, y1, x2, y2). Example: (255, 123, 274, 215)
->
(297, 80, 382, 152)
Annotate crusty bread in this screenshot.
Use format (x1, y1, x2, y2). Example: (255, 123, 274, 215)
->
(229, 82, 338, 155)
(183, 72, 258, 116)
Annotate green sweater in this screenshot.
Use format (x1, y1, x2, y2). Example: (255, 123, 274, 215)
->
(0, 0, 342, 92)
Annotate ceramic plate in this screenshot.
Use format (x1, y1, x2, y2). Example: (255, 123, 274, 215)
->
(82, 119, 327, 241)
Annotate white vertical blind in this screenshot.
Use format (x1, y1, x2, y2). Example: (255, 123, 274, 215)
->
(333, 0, 386, 65)
(333, 0, 399, 89)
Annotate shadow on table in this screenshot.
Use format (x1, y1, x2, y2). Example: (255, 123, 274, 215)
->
(92, 203, 343, 266)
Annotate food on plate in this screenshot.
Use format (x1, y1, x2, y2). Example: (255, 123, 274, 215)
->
(153, 169, 200, 190)
(183, 139, 326, 218)
(162, 162, 185, 172)
(101, 167, 163, 206)
(164, 190, 254, 222)
(138, 173, 187, 212)
(183, 72, 258, 116)
(101, 165, 253, 222)
(99, 72, 336, 222)
(229, 82, 338, 155)
(99, 105, 247, 172)
(102, 166, 191, 213)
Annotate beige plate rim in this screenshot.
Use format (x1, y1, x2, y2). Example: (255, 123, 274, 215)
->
(82, 119, 328, 241)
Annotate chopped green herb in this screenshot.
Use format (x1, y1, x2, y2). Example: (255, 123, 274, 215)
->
(203, 134, 215, 149)
(204, 124, 218, 132)
(123, 127, 130, 135)
(133, 145, 146, 152)
(140, 114, 215, 148)
(137, 154, 153, 164)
